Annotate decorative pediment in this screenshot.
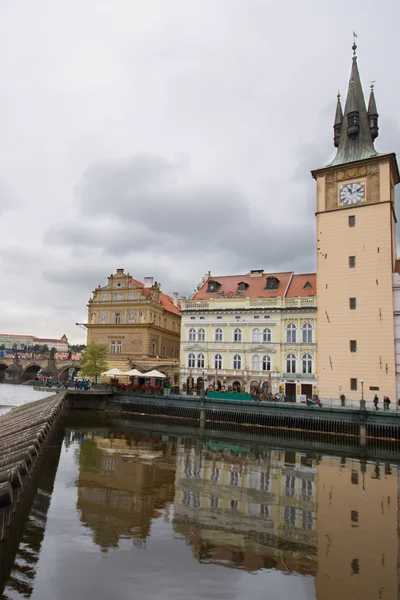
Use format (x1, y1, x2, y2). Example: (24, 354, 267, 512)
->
(248, 345, 276, 354)
(185, 344, 208, 352)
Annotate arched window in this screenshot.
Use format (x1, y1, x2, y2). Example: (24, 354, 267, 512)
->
(215, 328, 223, 342)
(214, 354, 222, 370)
(233, 328, 242, 342)
(302, 353, 312, 374)
(286, 323, 297, 343)
(252, 355, 260, 370)
(197, 353, 205, 368)
(188, 353, 196, 368)
(189, 328, 196, 342)
(198, 328, 206, 342)
(233, 354, 242, 369)
(302, 323, 313, 343)
(262, 355, 271, 371)
(252, 328, 261, 343)
(263, 328, 272, 343)
(286, 353, 296, 373)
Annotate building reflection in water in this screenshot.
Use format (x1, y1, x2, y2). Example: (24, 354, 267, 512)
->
(70, 427, 400, 599)
(71, 430, 176, 551)
(316, 456, 399, 600)
(173, 439, 317, 574)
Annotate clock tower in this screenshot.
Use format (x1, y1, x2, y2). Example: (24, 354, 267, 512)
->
(311, 42, 399, 402)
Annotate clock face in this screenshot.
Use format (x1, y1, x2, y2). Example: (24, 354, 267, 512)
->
(340, 182, 365, 205)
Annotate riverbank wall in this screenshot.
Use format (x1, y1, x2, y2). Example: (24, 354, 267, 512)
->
(65, 391, 400, 445)
(0, 392, 66, 543)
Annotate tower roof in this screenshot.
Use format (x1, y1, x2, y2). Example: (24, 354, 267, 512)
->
(327, 44, 378, 167)
(334, 93, 343, 126)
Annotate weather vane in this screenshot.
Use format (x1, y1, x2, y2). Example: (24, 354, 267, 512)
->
(352, 31, 358, 56)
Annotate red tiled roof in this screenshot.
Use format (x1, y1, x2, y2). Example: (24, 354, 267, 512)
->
(192, 272, 292, 300)
(192, 271, 316, 300)
(34, 337, 67, 343)
(285, 274, 316, 297)
(130, 279, 181, 316)
(0, 334, 34, 338)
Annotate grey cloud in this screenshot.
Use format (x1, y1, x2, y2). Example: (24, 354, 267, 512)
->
(49, 153, 315, 276)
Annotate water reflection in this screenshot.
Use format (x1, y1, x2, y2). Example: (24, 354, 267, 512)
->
(173, 443, 316, 575)
(67, 431, 176, 550)
(2, 417, 400, 600)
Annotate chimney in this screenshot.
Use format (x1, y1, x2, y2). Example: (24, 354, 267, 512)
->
(173, 292, 179, 307)
(116, 268, 124, 275)
(144, 277, 154, 288)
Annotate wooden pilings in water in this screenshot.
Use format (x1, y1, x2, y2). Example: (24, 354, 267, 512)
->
(0, 392, 66, 543)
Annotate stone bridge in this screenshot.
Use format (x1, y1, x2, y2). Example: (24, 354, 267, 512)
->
(0, 357, 81, 384)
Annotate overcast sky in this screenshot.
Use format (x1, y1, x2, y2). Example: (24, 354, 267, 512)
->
(1, 0, 399, 343)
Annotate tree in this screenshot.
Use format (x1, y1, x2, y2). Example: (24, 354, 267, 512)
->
(80, 342, 108, 379)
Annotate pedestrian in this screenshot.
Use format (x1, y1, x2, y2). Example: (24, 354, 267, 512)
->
(373, 394, 379, 410)
(384, 396, 391, 411)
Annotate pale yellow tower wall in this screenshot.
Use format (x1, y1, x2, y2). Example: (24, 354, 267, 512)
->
(316, 201, 396, 401)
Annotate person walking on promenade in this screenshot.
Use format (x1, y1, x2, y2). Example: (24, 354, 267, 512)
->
(373, 394, 379, 410)
(383, 396, 391, 411)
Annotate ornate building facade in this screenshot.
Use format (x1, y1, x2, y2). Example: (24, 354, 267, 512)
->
(86, 269, 181, 378)
(312, 42, 399, 401)
(180, 270, 317, 399)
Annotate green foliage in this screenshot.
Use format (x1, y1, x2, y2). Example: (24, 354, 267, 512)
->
(69, 344, 86, 352)
(80, 342, 108, 378)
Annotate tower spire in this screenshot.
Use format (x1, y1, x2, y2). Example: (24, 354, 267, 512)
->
(367, 82, 379, 141)
(333, 92, 343, 148)
(328, 38, 378, 166)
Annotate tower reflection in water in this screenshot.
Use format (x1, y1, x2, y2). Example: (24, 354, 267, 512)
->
(72, 428, 399, 599)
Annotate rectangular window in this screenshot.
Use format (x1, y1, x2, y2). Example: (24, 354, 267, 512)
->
(230, 471, 239, 486)
(349, 297, 356, 310)
(350, 378, 357, 391)
(110, 341, 116, 353)
(351, 471, 359, 485)
(350, 340, 357, 352)
(116, 341, 122, 353)
(115, 312, 121, 324)
(349, 215, 355, 227)
(351, 510, 359, 524)
(349, 256, 356, 268)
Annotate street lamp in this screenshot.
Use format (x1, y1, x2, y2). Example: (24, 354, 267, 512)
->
(361, 379, 364, 401)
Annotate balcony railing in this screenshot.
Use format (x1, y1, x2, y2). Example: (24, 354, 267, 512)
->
(282, 373, 315, 380)
(181, 297, 316, 311)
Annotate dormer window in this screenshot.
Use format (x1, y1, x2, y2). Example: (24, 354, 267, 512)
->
(237, 281, 248, 291)
(207, 280, 221, 293)
(265, 276, 280, 290)
(304, 281, 312, 289)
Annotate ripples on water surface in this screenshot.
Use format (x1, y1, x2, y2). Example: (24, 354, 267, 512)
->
(0, 384, 54, 414)
(1, 409, 399, 600)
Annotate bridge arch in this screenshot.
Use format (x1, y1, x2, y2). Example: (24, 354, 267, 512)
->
(58, 364, 81, 382)
(21, 363, 42, 383)
(0, 363, 7, 382)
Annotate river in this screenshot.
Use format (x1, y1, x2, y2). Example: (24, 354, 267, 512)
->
(0, 387, 399, 600)
(0, 383, 55, 414)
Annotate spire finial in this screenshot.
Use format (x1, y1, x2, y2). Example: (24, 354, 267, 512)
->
(337, 91, 341, 100)
(370, 80, 375, 92)
(352, 31, 358, 59)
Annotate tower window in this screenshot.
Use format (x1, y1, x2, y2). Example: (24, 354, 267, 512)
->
(350, 378, 357, 391)
(349, 256, 356, 268)
(349, 298, 356, 310)
(349, 215, 356, 227)
(350, 340, 357, 352)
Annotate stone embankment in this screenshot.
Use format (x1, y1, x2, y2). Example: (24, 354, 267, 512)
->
(0, 392, 66, 541)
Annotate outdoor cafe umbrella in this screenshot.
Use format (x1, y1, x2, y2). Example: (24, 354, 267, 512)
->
(143, 369, 166, 378)
(101, 368, 125, 376)
(124, 368, 144, 376)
